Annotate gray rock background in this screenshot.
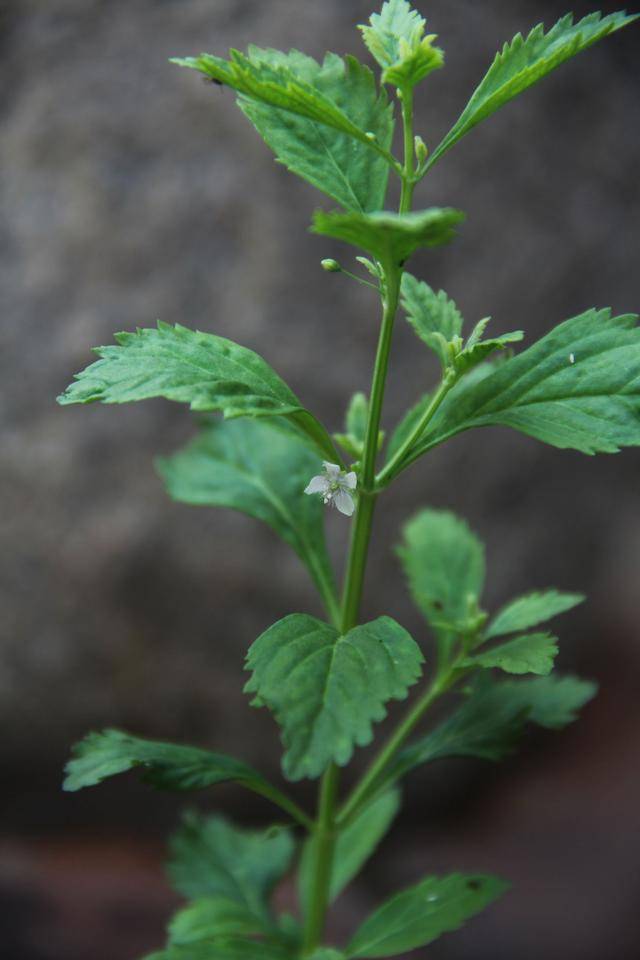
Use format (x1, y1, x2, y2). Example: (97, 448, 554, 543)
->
(1, 1, 639, 957)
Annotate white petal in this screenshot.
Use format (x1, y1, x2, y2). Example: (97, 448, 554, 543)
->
(305, 476, 329, 495)
(322, 462, 341, 478)
(342, 471, 358, 490)
(334, 488, 355, 517)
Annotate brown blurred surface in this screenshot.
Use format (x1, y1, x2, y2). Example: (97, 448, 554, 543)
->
(1, 0, 640, 957)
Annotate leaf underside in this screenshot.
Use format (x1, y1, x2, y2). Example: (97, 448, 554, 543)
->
(157, 417, 336, 603)
(238, 49, 394, 212)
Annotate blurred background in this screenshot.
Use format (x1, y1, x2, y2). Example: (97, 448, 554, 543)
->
(1, 0, 639, 957)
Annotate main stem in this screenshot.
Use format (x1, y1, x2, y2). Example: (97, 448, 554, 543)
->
(302, 87, 415, 956)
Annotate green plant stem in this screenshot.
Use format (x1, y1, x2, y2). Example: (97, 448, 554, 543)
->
(302, 89, 416, 956)
(375, 369, 458, 487)
(337, 665, 458, 827)
(248, 781, 314, 832)
(399, 86, 415, 214)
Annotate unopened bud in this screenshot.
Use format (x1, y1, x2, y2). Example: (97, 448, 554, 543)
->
(321, 258, 341, 273)
(365, 131, 377, 142)
(414, 135, 428, 165)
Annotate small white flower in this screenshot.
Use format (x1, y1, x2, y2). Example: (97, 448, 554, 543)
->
(304, 462, 357, 517)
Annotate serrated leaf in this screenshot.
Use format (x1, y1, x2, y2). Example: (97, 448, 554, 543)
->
(453, 329, 524, 375)
(487, 589, 585, 639)
(401, 273, 463, 368)
(360, 0, 427, 68)
(157, 418, 336, 609)
(167, 813, 294, 917)
(370, 674, 597, 798)
(57, 322, 340, 462)
(63, 729, 265, 794)
(385, 392, 433, 463)
(172, 49, 393, 162)
(346, 872, 509, 957)
(145, 940, 291, 960)
(359, 1, 445, 89)
(466, 631, 559, 676)
(299, 789, 401, 915)
(168, 898, 267, 945)
(245, 614, 424, 781)
(427, 10, 639, 168)
(404, 308, 640, 463)
(397, 509, 485, 641)
(312, 208, 464, 266)
(238, 50, 394, 212)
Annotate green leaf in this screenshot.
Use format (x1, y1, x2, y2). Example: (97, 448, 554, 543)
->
(385, 392, 432, 464)
(486, 589, 585, 639)
(63, 729, 266, 794)
(299, 789, 401, 915)
(375, 674, 597, 794)
(145, 940, 291, 960)
(157, 418, 337, 609)
(57, 322, 340, 462)
(311, 208, 465, 266)
(405, 308, 640, 462)
(168, 898, 267, 945)
(238, 50, 394, 212)
(427, 10, 639, 169)
(465, 632, 559, 676)
(168, 813, 294, 916)
(397, 509, 485, 641)
(245, 614, 424, 780)
(359, 1, 445, 88)
(307, 952, 345, 960)
(172, 49, 394, 163)
(346, 872, 509, 957)
(401, 273, 464, 368)
(453, 326, 524, 376)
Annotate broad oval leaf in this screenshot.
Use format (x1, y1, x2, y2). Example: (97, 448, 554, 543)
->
(57, 322, 340, 462)
(397, 509, 485, 643)
(245, 614, 424, 781)
(486, 589, 585, 639)
(346, 872, 509, 957)
(404, 308, 640, 464)
(465, 631, 559, 676)
(63, 728, 264, 794)
(239, 50, 394, 212)
(312, 208, 464, 266)
(157, 418, 337, 615)
(427, 10, 639, 169)
(167, 812, 294, 917)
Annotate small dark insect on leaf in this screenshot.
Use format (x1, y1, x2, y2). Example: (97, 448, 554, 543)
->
(202, 76, 225, 91)
(467, 879, 482, 891)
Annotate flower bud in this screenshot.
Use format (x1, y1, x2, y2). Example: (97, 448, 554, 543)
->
(321, 258, 341, 273)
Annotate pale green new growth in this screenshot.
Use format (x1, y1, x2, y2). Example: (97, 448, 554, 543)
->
(245, 614, 424, 780)
(427, 10, 639, 168)
(359, 0, 444, 88)
(58, 3, 637, 958)
(346, 873, 509, 957)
